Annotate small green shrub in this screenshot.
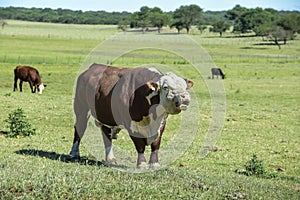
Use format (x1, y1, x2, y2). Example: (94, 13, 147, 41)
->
(4, 108, 36, 138)
(237, 154, 278, 179)
(244, 154, 265, 176)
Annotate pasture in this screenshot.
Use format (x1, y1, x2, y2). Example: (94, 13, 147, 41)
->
(0, 20, 299, 199)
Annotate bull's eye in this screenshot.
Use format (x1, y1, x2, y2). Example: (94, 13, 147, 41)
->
(163, 85, 169, 90)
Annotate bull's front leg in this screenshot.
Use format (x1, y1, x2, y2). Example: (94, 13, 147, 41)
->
(149, 118, 166, 168)
(130, 135, 147, 168)
(28, 82, 35, 93)
(101, 126, 117, 165)
(150, 137, 162, 168)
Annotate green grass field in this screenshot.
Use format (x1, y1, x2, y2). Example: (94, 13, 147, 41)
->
(0, 20, 299, 199)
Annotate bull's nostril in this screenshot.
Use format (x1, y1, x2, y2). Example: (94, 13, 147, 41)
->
(173, 97, 180, 107)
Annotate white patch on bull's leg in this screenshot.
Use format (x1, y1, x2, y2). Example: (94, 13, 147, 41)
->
(70, 141, 80, 158)
(149, 162, 160, 168)
(137, 162, 148, 169)
(137, 153, 147, 168)
(102, 132, 117, 164)
(105, 146, 116, 164)
(149, 149, 160, 168)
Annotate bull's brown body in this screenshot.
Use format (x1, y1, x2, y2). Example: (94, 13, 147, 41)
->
(14, 66, 46, 94)
(70, 64, 193, 168)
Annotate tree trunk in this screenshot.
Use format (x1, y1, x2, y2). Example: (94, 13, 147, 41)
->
(274, 38, 281, 50)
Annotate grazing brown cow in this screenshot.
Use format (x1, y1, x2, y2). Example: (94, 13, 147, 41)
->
(70, 64, 193, 168)
(14, 66, 46, 94)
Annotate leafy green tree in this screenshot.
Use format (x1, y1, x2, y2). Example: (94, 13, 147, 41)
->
(148, 7, 169, 33)
(210, 20, 230, 37)
(130, 6, 151, 33)
(172, 5, 203, 34)
(1, 20, 7, 29)
(277, 12, 300, 40)
(170, 21, 184, 33)
(130, 6, 169, 33)
(225, 4, 248, 33)
(118, 19, 129, 31)
(197, 24, 207, 34)
(246, 8, 278, 35)
(226, 5, 280, 36)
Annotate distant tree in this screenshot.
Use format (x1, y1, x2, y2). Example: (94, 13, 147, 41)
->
(225, 4, 248, 23)
(245, 8, 278, 35)
(172, 5, 203, 34)
(1, 20, 7, 29)
(210, 20, 230, 37)
(0, 6, 131, 25)
(226, 5, 280, 36)
(148, 7, 169, 33)
(118, 19, 129, 32)
(130, 6, 169, 33)
(267, 26, 289, 49)
(197, 24, 207, 34)
(203, 11, 230, 25)
(130, 6, 151, 33)
(225, 5, 249, 33)
(277, 12, 300, 40)
(170, 21, 184, 33)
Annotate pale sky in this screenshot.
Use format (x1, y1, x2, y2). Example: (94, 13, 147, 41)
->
(1, 0, 299, 12)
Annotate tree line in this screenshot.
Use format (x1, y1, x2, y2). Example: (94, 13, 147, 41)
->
(0, 6, 227, 26)
(1, 5, 300, 46)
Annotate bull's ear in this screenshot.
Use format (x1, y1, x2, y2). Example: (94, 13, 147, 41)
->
(146, 82, 159, 92)
(186, 80, 193, 89)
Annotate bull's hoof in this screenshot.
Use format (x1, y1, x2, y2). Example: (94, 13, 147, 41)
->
(149, 162, 160, 169)
(69, 152, 80, 159)
(104, 158, 117, 166)
(137, 162, 148, 169)
(68, 154, 80, 162)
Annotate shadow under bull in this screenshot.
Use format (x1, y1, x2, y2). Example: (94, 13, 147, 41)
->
(15, 149, 111, 167)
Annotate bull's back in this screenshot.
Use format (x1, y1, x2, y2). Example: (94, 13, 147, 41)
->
(74, 64, 129, 121)
(211, 68, 220, 75)
(15, 66, 41, 83)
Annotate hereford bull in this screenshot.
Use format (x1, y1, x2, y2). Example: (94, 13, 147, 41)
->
(14, 66, 46, 94)
(70, 64, 193, 168)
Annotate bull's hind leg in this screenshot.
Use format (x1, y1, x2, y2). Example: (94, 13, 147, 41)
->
(13, 77, 18, 92)
(19, 80, 23, 92)
(101, 126, 117, 165)
(70, 102, 90, 159)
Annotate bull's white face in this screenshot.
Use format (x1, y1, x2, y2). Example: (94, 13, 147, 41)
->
(38, 83, 45, 94)
(158, 72, 192, 114)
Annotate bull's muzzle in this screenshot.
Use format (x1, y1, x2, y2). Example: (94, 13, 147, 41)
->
(173, 93, 190, 111)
